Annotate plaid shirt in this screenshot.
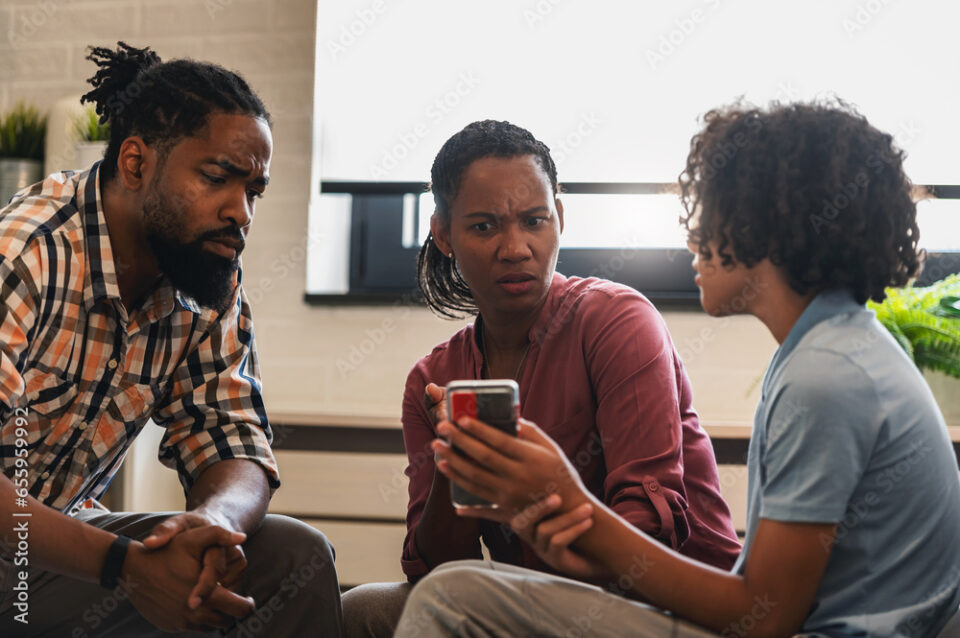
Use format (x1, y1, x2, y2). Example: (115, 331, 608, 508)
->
(0, 163, 279, 513)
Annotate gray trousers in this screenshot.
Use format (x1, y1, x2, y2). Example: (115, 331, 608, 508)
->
(394, 560, 720, 638)
(0, 510, 343, 637)
(342, 581, 412, 638)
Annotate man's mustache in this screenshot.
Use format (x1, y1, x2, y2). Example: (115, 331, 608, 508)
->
(194, 227, 246, 253)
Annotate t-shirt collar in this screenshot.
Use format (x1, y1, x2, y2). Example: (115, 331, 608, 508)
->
(763, 288, 862, 395)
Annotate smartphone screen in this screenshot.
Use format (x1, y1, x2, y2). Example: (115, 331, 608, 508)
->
(445, 379, 519, 508)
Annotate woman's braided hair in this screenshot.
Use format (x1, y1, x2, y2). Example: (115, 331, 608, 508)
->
(418, 120, 559, 318)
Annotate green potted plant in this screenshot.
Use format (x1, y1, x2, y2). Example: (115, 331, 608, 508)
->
(73, 104, 110, 168)
(869, 273, 960, 379)
(0, 102, 47, 204)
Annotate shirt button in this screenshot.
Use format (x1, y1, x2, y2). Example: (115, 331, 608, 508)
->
(78, 421, 88, 431)
(107, 359, 118, 370)
(41, 471, 50, 480)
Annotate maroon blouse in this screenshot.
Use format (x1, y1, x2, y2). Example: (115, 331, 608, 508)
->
(400, 274, 741, 581)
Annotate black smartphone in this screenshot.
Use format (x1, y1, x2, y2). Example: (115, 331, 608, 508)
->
(445, 379, 519, 508)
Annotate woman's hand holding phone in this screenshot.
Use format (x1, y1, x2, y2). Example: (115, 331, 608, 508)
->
(433, 417, 606, 579)
(423, 383, 448, 425)
(432, 417, 592, 518)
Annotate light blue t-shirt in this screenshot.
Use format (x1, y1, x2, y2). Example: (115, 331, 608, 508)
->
(733, 289, 960, 637)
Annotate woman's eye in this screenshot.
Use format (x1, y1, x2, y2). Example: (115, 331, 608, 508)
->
(247, 190, 264, 200)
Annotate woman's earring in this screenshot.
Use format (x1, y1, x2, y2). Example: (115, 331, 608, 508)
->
(448, 252, 454, 260)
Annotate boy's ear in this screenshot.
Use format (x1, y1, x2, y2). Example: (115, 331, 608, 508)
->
(556, 198, 564, 234)
(430, 214, 453, 257)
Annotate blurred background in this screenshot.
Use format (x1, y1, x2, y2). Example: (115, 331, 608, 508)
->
(2, 0, 958, 588)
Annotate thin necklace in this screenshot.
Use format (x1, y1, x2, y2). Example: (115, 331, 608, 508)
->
(481, 327, 532, 381)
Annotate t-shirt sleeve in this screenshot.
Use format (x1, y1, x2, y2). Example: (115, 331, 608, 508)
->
(760, 348, 881, 523)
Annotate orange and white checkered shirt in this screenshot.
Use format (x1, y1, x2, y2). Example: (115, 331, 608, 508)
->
(0, 163, 279, 513)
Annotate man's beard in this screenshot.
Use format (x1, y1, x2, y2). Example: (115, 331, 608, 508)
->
(142, 185, 243, 315)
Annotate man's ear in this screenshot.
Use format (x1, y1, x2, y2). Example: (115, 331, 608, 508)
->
(115, 137, 155, 192)
(556, 198, 564, 234)
(430, 214, 453, 256)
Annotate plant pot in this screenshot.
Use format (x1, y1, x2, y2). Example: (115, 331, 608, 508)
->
(75, 141, 108, 171)
(0, 158, 43, 206)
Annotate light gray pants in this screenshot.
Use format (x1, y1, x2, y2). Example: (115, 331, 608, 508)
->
(0, 510, 343, 637)
(395, 560, 720, 638)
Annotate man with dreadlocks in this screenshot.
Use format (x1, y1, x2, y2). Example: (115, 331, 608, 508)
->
(0, 43, 342, 636)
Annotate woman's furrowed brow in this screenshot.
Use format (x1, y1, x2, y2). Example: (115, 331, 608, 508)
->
(463, 207, 549, 218)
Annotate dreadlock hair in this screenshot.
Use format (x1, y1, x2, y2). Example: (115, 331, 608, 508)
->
(81, 41, 271, 182)
(418, 120, 560, 318)
(679, 99, 922, 305)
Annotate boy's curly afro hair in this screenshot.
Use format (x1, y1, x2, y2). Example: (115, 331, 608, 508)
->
(679, 100, 922, 304)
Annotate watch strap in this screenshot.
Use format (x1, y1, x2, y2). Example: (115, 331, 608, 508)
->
(99, 534, 132, 589)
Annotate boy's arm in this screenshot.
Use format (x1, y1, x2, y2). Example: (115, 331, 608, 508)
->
(438, 417, 834, 636)
(575, 494, 834, 637)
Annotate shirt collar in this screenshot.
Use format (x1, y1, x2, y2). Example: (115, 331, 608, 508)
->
(175, 289, 203, 314)
(468, 272, 566, 372)
(136, 278, 203, 322)
(529, 272, 567, 344)
(77, 161, 202, 316)
(77, 161, 122, 311)
(763, 288, 862, 394)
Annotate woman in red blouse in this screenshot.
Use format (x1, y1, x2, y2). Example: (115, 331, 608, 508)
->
(342, 120, 739, 638)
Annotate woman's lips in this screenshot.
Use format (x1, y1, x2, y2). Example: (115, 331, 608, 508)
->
(497, 274, 536, 295)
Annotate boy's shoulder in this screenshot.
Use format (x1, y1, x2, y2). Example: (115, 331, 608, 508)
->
(778, 306, 891, 383)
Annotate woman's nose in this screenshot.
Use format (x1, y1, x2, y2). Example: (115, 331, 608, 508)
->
(498, 225, 532, 261)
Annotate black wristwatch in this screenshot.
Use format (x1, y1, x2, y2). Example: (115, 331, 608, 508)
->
(100, 534, 133, 589)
